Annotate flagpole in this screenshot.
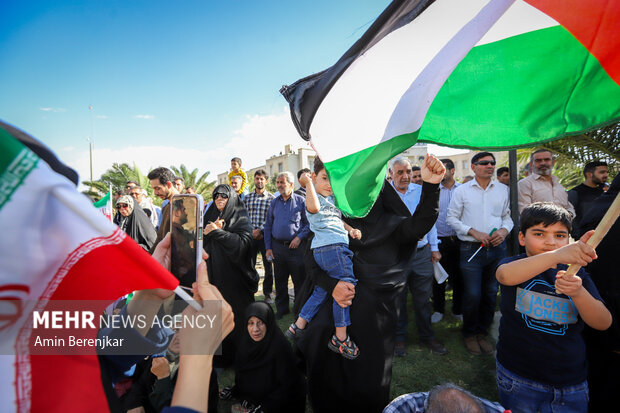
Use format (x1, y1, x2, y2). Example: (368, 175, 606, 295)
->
(89, 105, 94, 191)
(109, 184, 113, 222)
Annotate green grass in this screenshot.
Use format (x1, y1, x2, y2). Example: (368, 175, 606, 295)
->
(216, 291, 500, 412)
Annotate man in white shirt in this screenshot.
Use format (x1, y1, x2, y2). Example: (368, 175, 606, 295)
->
(447, 152, 513, 356)
(391, 158, 446, 356)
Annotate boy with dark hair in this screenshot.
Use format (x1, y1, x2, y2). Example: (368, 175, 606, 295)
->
(495, 202, 611, 412)
(285, 158, 362, 360)
(228, 157, 248, 194)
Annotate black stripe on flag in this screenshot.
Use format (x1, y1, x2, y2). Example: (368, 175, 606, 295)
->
(280, 0, 435, 141)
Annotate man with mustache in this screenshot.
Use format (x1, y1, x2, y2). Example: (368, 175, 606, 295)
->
(517, 149, 575, 215)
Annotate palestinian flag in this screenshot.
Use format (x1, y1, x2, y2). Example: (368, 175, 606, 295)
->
(94, 190, 113, 221)
(0, 121, 180, 412)
(281, 0, 620, 217)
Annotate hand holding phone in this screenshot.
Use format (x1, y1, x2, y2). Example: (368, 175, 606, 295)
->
(170, 194, 204, 288)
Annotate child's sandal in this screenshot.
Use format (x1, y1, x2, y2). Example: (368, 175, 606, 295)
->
(285, 322, 304, 340)
(327, 334, 360, 360)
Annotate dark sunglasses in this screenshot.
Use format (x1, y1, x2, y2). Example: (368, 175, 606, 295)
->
(475, 160, 496, 166)
(214, 193, 229, 200)
(117, 204, 129, 208)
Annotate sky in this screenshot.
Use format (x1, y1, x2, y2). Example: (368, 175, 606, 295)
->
(0, 0, 464, 187)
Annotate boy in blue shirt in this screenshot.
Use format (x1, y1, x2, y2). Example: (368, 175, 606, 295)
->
(495, 202, 611, 412)
(285, 158, 362, 360)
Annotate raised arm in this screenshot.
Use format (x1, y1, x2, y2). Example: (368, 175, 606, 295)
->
(299, 172, 319, 214)
(394, 154, 444, 242)
(496, 231, 597, 286)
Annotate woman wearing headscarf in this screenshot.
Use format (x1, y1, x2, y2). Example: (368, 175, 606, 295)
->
(203, 184, 259, 367)
(116, 194, 157, 251)
(296, 155, 444, 413)
(222, 301, 305, 413)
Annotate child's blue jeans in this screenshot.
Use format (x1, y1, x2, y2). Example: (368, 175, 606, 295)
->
(299, 243, 356, 328)
(496, 361, 588, 413)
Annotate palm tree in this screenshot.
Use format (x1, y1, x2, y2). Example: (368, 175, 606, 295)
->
(169, 164, 216, 201)
(513, 121, 619, 188)
(82, 162, 151, 201)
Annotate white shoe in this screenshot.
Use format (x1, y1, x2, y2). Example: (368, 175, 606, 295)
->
(431, 312, 444, 324)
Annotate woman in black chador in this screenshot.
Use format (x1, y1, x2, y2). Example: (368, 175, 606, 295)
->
(221, 301, 305, 412)
(296, 156, 444, 412)
(115, 194, 157, 251)
(203, 184, 258, 367)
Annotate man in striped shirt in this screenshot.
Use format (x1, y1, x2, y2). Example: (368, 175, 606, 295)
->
(431, 159, 463, 324)
(244, 169, 275, 301)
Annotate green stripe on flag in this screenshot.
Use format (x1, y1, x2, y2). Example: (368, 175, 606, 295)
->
(325, 131, 419, 217)
(418, 26, 620, 149)
(0, 128, 39, 212)
(94, 191, 111, 208)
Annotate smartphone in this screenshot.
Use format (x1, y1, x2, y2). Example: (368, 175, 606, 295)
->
(170, 194, 204, 288)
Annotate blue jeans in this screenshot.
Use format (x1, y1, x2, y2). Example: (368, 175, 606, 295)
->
(496, 361, 589, 413)
(299, 244, 356, 328)
(460, 240, 505, 337)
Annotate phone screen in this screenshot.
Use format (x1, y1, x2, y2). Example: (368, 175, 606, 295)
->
(170, 195, 203, 287)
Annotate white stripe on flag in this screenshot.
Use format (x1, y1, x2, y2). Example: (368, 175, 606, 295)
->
(309, 0, 557, 163)
(383, 0, 516, 141)
(311, 0, 490, 162)
(477, 0, 556, 46)
(0, 156, 117, 412)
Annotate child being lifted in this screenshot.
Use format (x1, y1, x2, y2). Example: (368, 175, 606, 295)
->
(495, 202, 612, 412)
(285, 157, 361, 360)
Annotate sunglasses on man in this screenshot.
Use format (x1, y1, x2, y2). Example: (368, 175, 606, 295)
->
(474, 160, 496, 166)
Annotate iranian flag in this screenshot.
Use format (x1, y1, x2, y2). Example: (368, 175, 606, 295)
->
(94, 189, 113, 221)
(0, 121, 180, 412)
(281, 0, 620, 217)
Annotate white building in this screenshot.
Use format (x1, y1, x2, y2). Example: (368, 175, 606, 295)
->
(217, 144, 316, 189)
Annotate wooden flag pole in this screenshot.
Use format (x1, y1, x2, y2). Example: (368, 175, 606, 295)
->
(563, 191, 620, 278)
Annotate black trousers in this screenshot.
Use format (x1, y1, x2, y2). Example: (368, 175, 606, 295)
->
(433, 235, 463, 315)
(251, 237, 273, 295)
(272, 241, 306, 316)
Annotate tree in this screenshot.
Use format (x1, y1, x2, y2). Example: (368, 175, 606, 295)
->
(82, 162, 151, 201)
(169, 164, 216, 201)
(515, 121, 619, 188)
(83, 163, 216, 205)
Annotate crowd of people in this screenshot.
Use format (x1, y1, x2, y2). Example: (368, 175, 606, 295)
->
(106, 150, 616, 413)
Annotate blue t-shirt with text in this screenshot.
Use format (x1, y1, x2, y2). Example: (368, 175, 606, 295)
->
(496, 253, 603, 386)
